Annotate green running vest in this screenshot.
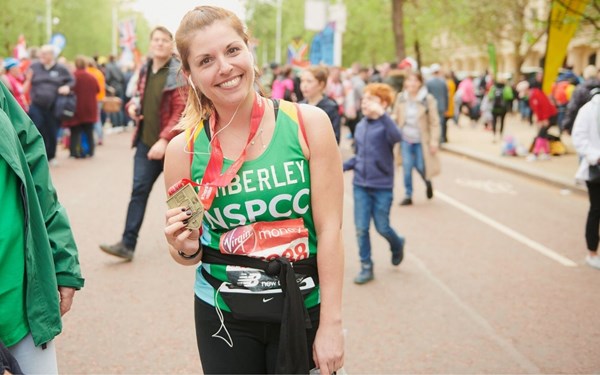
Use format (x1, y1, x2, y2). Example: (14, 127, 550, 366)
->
(189, 100, 319, 311)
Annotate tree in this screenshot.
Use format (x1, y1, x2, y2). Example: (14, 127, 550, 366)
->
(391, 0, 406, 62)
(556, 0, 600, 31)
(1, 0, 150, 60)
(446, 0, 547, 78)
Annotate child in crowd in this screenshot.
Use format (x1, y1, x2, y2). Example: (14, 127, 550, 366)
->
(343, 83, 406, 284)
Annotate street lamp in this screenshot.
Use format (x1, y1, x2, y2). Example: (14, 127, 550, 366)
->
(275, 0, 282, 64)
(46, 0, 52, 43)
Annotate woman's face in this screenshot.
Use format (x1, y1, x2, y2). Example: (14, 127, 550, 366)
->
(404, 75, 421, 94)
(186, 20, 254, 107)
(300, 71, 324, 100)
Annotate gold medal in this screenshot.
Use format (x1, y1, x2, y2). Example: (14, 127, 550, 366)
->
(167, 183, 204, 230)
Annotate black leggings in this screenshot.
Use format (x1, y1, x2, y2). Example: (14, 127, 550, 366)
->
(492, 112, 506, 136)
(194, 296, 319, 374)
(586, 181, 600, 251)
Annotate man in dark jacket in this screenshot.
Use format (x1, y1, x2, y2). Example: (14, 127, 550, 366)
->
(27, 45, 74, 164)
(104, 55, 126, 128)
(425, 64, 448, 143)
(100, 26, 187, 260)
(0, 81, 84, 374)
(562, 65, 600, 134)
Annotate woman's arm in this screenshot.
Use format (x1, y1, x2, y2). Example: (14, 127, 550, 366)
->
(163, 132, 202, 265)
(298, 104, 345, 374)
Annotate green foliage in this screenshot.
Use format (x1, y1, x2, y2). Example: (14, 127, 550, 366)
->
(0, 0, 46, 56)
(246, 0, 314, 67)
(0, 0, 151, 60)
(246, 0, 398, 67)
(343, 0, 395, 66)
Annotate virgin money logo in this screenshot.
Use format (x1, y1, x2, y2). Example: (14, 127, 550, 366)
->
(221, 225, 257, 254)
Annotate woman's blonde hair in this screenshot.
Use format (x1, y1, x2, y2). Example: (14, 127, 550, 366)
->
(175, 6, 258, 130)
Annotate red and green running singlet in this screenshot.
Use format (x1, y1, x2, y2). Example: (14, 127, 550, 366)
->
(188, 100, 319, 311)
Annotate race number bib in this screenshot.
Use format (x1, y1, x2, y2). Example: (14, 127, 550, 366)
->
(218, 218, 311, 292)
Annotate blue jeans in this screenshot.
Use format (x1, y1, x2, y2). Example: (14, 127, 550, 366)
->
(122, 141, 164, 249)
(353, 186, 405, 265)
(401, 140, 426, 198)
(28, 104, 60, 160)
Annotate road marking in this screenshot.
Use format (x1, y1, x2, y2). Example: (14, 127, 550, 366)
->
(454, 178, 517, 195)
(409, 253, 541, 373)
(436, 191, 577, 267)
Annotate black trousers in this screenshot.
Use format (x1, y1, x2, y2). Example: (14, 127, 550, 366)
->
(70, 122, 95, 157)
(586, 181, 600, 251)
(194, 296, 319, 374)
(492, 112, 506, 136)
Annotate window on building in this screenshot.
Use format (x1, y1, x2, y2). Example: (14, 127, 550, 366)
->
(589, 53, 597, 67)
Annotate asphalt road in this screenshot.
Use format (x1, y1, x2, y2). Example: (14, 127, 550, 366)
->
(51, 130, 599, 374)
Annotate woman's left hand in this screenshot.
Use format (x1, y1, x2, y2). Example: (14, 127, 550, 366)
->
(430, 144, 438, 154)
(313, 321, 344, 374)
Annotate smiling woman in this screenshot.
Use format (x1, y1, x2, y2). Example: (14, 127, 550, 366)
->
(162, 5, 345, 375)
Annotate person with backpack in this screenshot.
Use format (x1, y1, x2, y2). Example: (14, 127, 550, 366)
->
(489, 79, 514, 142)
(551, 76, 575, 131)
(562, 65, 600, 134)
(393, 71, 441, 206)
(572, 89, 600, 270)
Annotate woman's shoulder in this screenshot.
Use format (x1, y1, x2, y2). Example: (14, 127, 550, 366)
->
(166, 130, 191, 158)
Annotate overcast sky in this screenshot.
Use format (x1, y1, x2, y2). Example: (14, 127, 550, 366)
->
(132, 0, 247, 34)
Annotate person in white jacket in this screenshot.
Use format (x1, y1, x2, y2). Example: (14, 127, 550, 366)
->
(572, 89, 600, 270)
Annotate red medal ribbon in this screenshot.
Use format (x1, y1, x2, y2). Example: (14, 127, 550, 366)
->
(197, 93, 266, 209)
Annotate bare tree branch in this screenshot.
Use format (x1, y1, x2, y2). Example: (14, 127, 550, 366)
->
(554, 0, 600, 30)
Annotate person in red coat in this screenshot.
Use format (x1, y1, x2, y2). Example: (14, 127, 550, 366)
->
(526, 82, 558, 161)
(64, 56, 99, 158)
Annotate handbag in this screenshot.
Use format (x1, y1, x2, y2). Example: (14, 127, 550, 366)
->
(102, 96, 122, 113)
(53, 93, 77, 120)
(590, 100, 600, 183)
(589, 164, 600, 183)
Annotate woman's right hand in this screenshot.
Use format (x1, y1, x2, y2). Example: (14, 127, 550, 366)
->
(164, 207, 201, 258)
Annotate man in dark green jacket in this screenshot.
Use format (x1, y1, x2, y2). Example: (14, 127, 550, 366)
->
(0, 81, 84, 373)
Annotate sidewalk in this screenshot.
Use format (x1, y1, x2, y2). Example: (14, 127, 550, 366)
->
(441, 113, 586, 195)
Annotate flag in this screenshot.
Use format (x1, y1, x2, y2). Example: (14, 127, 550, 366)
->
(287, 38, 309, 68)
(13, 34, 27, 59)
(309, 23, 335, 66)
(542, 0, 590, 94)
(119, 18, 137, 51)
(488, 43, 497, 79)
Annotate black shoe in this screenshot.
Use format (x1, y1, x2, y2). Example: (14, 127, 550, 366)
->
(391, 238, 405, 266)
(100, 241, 134, 261)
(399, 198, 413, 206)
(426, 181, 433, 199)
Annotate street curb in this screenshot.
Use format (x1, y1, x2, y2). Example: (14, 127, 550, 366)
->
(441, 144, 587, 196)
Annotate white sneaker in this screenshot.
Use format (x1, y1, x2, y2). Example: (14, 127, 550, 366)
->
(538, 153, 551, 161)
(585, 255, 600, 270)
(49, 159, 59, 167)
(526, 154, 537, 162)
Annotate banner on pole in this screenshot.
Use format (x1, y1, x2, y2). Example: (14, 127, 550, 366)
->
(287, 37, 309, 68)
(119, 18, 137, 51)
(487, 43, 497, 79)
(542, 0, 589, 94)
